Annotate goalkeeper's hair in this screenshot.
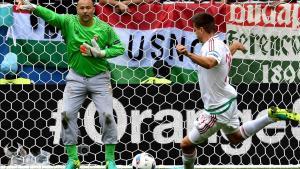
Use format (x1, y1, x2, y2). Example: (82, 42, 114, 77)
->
(192, 13, 216, 34)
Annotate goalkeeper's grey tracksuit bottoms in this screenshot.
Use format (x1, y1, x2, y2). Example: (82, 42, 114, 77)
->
(61, 69, 118, 145)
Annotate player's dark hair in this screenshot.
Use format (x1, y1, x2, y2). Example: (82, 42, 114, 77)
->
(192, 13, 216, 34)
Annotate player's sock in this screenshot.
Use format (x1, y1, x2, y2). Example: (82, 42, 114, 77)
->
(105, 144, 115, 161)
(66, 144, 79, 160)
(182, 150, 196, 169)
(240, 114, 273, 139)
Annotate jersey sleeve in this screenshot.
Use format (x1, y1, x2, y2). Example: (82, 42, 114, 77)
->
(33, 6, 67, 30)
(104, 26, 125, 58)
(205, 39, 225, 64)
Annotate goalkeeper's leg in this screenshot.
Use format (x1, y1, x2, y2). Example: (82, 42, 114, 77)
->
(90, 72, 118, 169)
(61, 70, 88, 169)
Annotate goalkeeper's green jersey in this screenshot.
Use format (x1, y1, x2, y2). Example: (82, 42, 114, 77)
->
(34, 6, 125, 77)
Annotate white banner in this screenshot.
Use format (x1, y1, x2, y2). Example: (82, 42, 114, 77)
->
(11, 12, 228, 69)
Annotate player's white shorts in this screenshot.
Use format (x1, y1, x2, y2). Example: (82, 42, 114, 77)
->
(188, 100, 240, 144)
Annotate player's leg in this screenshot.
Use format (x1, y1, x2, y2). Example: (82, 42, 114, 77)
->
(219, 100, 272, 144)
(62, 69, 88, 169)
(223, 112, 274, 144)
(181, 112, 221, 169)
(89, 72, 118, 169)
(180, 136, 197, 169)
(226, 106, 300, 144)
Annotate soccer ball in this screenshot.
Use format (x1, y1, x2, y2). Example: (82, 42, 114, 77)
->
(132, 152, 156, 169)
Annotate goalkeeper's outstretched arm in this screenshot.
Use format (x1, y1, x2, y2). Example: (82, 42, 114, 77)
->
(17, 0, 66, 29)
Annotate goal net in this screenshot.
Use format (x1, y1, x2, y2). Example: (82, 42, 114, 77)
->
(0, 0, 299, 168)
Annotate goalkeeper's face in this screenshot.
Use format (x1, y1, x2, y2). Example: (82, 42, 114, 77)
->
(77, 0, 95, 23)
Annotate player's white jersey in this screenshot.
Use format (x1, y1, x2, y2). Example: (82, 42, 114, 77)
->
(198, 35, 237, 111)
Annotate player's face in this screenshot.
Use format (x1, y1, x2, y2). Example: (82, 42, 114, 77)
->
(77, 0, 95, 23)
(193, 24, 204, 43)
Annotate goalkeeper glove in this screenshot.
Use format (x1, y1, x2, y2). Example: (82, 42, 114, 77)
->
(17, 0, 37, 11)
(80, 38, 106, 58)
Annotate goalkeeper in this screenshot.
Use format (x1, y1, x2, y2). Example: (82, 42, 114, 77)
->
(17, 0, 125, 169)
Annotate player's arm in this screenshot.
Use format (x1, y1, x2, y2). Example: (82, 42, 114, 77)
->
(176, 44, 218, 69)
(99, 0, 120, 6)
(17, 0, 65, 29)
(186, 52, 218, 69)
(122, 0, 147, 5)
(229, 40, 246, 56)
(99, 0, 146, 6)
(104, 26, 125, 58)
(99, 0, 130, 14)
